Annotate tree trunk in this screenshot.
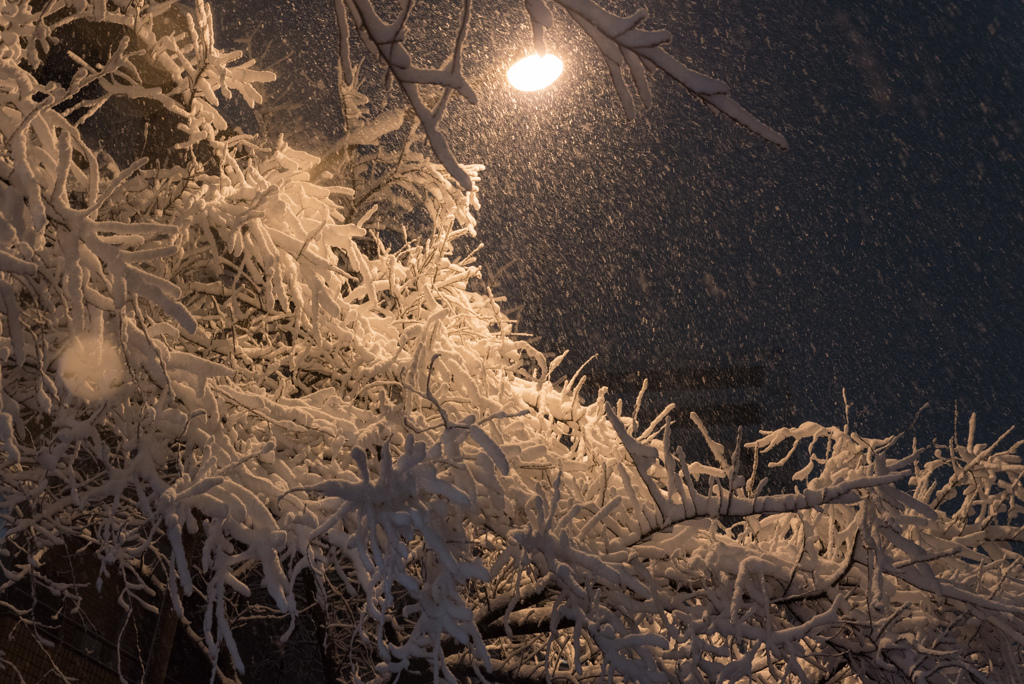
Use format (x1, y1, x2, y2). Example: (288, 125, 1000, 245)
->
(303, 570, 342, 684)
(144, 531, 200, 684)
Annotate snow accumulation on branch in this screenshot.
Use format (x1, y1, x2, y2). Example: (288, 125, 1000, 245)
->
(0, 1, 1021, 683)
(335, 0, 788, 190)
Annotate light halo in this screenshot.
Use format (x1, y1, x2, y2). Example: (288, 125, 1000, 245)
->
(507, 53, 564, 92)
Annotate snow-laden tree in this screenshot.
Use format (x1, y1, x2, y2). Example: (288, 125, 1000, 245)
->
(1, 1, 1022, 683)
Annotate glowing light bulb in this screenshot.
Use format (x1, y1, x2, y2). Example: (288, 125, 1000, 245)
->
(60, 335, 125, 401)
(507, 53, 564, 92)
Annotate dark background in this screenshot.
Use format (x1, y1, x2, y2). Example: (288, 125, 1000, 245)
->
(216, 0, 1024, 444)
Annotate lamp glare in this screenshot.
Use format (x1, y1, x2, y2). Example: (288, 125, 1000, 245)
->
(507, 54, 564, 92)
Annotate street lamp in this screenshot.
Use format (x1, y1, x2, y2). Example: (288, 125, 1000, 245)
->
(507, 53, 564, 91)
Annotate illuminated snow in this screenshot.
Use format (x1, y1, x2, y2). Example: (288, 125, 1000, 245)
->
(59, 335, 126, 401)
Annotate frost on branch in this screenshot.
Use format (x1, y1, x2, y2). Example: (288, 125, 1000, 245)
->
(1, 2, 1022, 683)
(335, 0, 787, 189)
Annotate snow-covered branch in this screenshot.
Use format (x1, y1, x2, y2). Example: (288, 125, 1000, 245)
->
(549, 0, 788, 148)
(337, 0, 478, 190)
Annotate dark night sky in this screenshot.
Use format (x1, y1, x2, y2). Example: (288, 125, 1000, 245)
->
(217, 0, 1024, 442)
